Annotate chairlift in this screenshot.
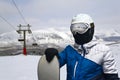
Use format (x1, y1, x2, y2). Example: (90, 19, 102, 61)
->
(18, 38, 24, 41)
(32, 43, 38, 46)
(18, 34, 24, 41)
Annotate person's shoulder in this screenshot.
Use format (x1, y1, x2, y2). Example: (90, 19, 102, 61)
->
(93, 42, 110, 52)
(87, 40, 110, 52)
(65, 45, 74, 50)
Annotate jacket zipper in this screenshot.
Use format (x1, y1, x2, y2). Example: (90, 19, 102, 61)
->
(74, 61, 78, 78)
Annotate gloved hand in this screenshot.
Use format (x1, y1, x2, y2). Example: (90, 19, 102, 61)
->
(45, 48, 59, 63)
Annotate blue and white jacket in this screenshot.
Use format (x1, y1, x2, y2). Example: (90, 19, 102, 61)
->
(58, 42, 119, 80)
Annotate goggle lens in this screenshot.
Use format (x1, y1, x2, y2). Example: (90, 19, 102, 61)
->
(70, 23, 90, 34)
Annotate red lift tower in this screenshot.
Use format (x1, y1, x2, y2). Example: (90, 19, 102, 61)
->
(17, 24, 32, 55)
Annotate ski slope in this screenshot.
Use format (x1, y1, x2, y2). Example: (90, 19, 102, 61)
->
(0, 55, 67, 80)
(0, 55, 40, 80)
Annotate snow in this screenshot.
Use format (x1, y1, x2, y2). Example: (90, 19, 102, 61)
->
(0, 28, 120, 47)
(0, 55, 40, 80)
(0, 29, 73, 47)
(0, 55, 67, 80)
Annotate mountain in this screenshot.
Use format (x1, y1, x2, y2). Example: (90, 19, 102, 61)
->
(0, 28, 120, 55)
(0, 28, 73, 55)
(0, 28, 120, 47)
(27, 28, 73, 46)
(0, 28, 73, 47)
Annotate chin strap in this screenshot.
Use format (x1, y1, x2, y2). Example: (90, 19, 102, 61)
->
(74, 43, 88, 57)
(81, 45, 87, 57)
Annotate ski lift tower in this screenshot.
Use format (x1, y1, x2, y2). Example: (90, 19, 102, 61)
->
(16, 24, 32, 55)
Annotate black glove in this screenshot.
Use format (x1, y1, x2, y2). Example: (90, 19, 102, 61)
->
(45, 48, 59, 63)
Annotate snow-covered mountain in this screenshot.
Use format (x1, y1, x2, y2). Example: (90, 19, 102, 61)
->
(0, 28, 120, 48)
(27, 28, 73, 46)
(0, 28, 73, 55)
(0, 28, 73, 47)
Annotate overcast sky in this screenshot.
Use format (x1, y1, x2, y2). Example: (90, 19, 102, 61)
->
(0, 0, 120, 34)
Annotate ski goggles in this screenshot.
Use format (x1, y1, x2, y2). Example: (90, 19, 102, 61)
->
(70, 23, 90, 34)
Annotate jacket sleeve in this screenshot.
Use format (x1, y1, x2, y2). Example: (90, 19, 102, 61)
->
(103, 50, 119, 80)
(58, 47, 67, 68)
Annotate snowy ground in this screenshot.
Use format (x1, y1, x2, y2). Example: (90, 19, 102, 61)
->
(0, 55, 67, 80)
(0, 44, 120, 80)
(0, 55, 40, 80)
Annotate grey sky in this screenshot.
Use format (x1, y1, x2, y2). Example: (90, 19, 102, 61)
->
(0, 0, 120, 34)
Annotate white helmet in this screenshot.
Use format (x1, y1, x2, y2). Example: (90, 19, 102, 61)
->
(71, 14, 94, 25)
(70, 14, 94, 34)
(70, 14, 95, 45)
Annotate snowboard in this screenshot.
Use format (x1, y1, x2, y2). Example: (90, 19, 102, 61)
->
(38, 55, 60, 80)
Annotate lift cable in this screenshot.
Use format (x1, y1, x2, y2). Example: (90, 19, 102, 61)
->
(11, 0, 39, 46)
(11, 0, 28, 24)
(0, 15, 16, 30)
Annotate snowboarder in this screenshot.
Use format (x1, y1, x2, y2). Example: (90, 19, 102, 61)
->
(45, 14, 120, 80)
